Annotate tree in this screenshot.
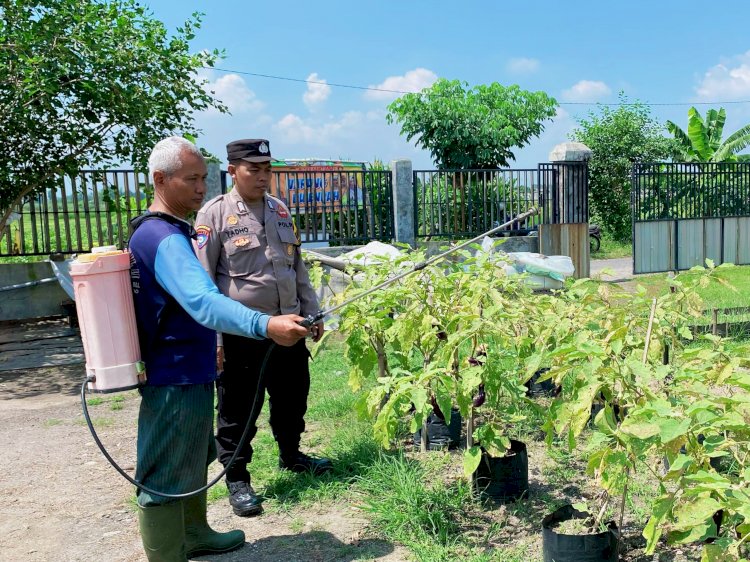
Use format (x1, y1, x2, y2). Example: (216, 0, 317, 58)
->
(387, 79, 557, 169)
(666, 107, 750, 162)
(0, 0, 227, 237)
(571, 94, 675, 242)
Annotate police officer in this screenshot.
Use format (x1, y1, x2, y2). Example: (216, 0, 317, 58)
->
(194, 139, 333, 518)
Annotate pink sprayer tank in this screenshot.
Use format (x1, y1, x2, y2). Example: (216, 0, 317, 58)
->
(70, 247, 145, 393)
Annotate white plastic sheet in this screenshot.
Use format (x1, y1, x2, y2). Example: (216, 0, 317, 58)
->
(479, 236, 575, 289)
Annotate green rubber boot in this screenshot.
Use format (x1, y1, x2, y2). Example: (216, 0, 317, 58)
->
(184, 491, 245, 557)
(137, 501, 187, 562)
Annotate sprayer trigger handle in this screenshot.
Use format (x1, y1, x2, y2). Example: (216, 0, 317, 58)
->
(297, 315, 316, 328)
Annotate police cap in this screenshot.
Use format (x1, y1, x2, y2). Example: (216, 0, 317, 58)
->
(226, 139, 274, 163)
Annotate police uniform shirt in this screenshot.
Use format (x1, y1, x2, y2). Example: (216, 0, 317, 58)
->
(193, 189, 319, 320)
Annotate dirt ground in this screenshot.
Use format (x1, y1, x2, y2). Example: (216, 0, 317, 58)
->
(0, 320, 409, 562)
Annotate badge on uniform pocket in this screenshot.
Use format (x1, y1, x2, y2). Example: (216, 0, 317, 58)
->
(227, 215, 239, 225)
(287, 244, 294, 256)
(234, 236, 251, 247)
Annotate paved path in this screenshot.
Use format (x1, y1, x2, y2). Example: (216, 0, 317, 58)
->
(590, 257, 635, 282)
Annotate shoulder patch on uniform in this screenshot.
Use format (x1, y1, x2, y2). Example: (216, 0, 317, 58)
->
(268, 195, 288, 213)
(195, 225, 211, 249)
(269, 196, 291, 219)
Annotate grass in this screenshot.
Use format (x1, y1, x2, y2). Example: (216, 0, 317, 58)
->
(631, 263, 750, 308)
(86, 394, 127, 411)
(75, 416, 114, 428)
(593, 236, 632, 260)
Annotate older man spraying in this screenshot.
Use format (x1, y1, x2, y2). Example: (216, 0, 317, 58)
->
(128, 136, 309, 561)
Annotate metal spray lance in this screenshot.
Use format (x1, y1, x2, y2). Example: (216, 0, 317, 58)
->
(297, 207, 539, 329)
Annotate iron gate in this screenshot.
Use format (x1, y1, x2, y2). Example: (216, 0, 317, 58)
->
(632, 162, 750, 274)
(412, 162, 588, 239)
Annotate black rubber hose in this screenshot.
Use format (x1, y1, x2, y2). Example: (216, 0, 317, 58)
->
(81, 342, 276, 499)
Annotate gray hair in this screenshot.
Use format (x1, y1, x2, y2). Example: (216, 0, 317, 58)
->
(147, 136, 204, 182)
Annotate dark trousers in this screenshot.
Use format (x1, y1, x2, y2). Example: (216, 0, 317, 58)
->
(216, 334, 310, 483)
(136, 383, 215, 506)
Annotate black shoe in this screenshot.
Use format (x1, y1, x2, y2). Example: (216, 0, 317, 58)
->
(279, 451, 334, 475)
(226, 480, 263, 517)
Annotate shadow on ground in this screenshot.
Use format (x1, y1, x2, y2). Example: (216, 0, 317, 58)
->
(0, 362, 85, 399)
(200, 531, 395, 562)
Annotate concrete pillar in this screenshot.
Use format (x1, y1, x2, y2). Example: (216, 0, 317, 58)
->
(205, 161, 222, 201)
(391, 159, 415, 248)
(548, 142, 591, 223)
(540, 142, 593, 278)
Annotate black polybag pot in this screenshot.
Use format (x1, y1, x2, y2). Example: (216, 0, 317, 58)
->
(542, 505, 619, 562)
(525, 368, 558, 397)
(473, 439, 529, 502)
(413, 408, 461, 450)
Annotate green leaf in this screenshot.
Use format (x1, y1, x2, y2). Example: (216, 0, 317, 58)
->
(683, 471, 732, 491)
(669, 520, 716, 545)
(672, 496, 722, 531)
(701, 542, 735, 562)
(463, 446, 482, 478)
(657, 418, 691, 444)
(594, 404, 617, 436)
(620, 417, 660, 440)
(665, 454, 693, 477)
(571, 501, 589, 513)
(410, 387, 428, 414)
(643, 495, 674, 554)
(433, 383, 453, 423)
(678, 326, 694, 340)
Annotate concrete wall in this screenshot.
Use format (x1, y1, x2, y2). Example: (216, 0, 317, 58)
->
(0, 262, 70, 321)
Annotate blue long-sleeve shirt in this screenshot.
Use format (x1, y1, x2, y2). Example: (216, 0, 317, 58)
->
(129, 212, 270, 385)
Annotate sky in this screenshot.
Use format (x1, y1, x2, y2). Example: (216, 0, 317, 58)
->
(144, 0, 750, 169)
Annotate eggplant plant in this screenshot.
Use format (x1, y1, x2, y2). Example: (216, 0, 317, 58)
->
(530, 263, 750, 559)
(327, 244, 750, 559)
(331, 242, 539, 461)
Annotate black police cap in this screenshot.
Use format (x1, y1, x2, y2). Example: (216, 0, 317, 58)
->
(226, 139, 274, 163)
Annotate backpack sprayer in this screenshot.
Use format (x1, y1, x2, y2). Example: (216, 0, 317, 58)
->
(77, 208, 538, 498)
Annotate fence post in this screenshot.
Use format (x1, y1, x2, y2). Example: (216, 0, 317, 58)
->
(539, 142, 592, 279)
(391, 159, 415, 248)
(205, 161, 222, 202)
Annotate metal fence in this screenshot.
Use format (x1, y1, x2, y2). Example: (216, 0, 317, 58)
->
(632, 162, 750, 273)
(222, 169, 393, 245)
(633, 162, 750, 221)
(413, 163, 588, 239)
(1, 170, 152, 256)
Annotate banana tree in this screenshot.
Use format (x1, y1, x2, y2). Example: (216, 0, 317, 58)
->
(666, 107, 750, 162)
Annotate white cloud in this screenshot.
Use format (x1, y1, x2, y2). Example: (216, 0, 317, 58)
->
(364, 68, 438, 101)
(271, 110, 430, 165)
(696, 51, 750, 100)
(190, 69, 271, 161)
(198, 70, 264, 115)
(560, 80, 612, 102)
(303, 72, 331, 108)
(274, 111, 366, 145)
(507, 57, 540, 74)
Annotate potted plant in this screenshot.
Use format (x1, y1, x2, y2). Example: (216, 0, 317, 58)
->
(542, 503, 618, 562)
